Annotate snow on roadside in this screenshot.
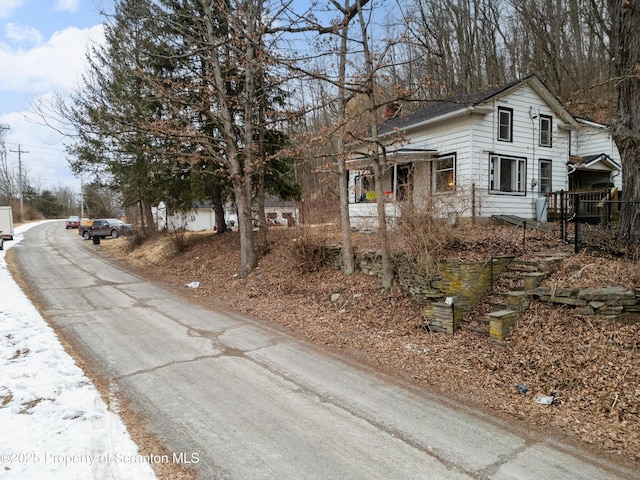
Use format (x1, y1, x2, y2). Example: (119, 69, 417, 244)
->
(0, 222, 158, 480)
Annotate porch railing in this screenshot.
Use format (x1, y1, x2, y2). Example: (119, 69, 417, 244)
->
(546, 188, 619, 222)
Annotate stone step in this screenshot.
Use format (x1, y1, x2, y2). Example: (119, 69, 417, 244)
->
(503, 265, 540, 274)
(488, 309, 519, 344)
(487, 300, 508, 310)
(468, 327, 489, 335)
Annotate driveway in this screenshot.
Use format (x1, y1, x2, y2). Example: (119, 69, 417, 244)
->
(9, 221, 637, 480)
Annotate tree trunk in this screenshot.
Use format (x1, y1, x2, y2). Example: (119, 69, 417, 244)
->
(337, 0, 355, 275)
(142, 200, 155, 234)
(212, 185, 226, 233)
(200, 0, 258, 276)
(356, 0, 394, 289)
(233, 165, 257, 277)
(609, 0, 640, 245)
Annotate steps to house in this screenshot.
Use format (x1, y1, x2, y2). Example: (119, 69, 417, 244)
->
(464, 249, 570, 343)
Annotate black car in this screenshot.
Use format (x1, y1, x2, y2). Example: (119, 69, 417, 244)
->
(82, 218, 134, 240)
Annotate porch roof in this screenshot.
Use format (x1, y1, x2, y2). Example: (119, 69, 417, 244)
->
(346, 147, 438, 169)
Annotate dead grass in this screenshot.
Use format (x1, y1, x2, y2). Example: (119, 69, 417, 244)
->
(99, 223, 640, 468)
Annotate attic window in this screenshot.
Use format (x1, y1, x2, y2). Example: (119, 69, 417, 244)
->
(539, 115, 552, 147)
(498, 107, 513, 142)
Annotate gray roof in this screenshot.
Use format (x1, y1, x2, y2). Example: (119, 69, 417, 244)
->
(379, 74, 571, 136)
(379, 84, 512, 135)
(569, 153, 621, 170)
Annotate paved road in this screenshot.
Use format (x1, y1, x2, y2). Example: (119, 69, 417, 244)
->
(10, 222, 638, 480)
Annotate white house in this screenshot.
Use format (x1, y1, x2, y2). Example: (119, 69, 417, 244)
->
(154, 201, 237, 232)
(154, 195, 298, 231)
(347, 75, 621, 229)
(263, 195, 299, 226)
(569, 118, 622, 191)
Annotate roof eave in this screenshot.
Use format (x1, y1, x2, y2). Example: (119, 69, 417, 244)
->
(381, 105, 484, 138)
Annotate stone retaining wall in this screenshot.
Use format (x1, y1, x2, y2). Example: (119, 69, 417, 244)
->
(318, 245, 513, 334)
(532, 286, 640, 316)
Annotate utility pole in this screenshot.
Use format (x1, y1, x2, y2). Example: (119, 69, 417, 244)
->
(80, 174, 84, 218)
(9, 144, 28, 219)
(0, 125, 9, 163)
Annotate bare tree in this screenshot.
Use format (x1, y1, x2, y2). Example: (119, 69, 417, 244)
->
(0, 127, 16, 203)
(335, 0, 356, 275)
(391, 0, 611, 119)
(353, 0, 395, 288)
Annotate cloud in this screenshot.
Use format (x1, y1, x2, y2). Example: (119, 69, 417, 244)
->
(0, 24, 105, 93)
(6, 23, 43, 44)
(0, 21, 106, 191)
(54, 0, 80, 13)
(0, 0, 24, 19)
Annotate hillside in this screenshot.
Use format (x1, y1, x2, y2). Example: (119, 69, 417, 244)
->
(99, 223, 640, 468)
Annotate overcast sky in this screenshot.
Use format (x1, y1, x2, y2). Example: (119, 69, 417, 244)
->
(0, 0, 112, 193)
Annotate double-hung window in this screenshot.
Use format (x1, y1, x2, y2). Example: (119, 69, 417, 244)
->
(539, 115, 552, 147)
(498, 107, 513, 142)
(433, 154, 456, 193)
(539, 159, 552, 194)
(490, 155, 526, 194)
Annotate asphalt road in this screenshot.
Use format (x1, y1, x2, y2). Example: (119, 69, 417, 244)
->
(9, 221, 638, 480)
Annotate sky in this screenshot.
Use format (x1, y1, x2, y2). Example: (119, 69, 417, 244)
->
(0, 0, 389, 196)
(0, 0, 113, 193)
(0, 221, 159, 480)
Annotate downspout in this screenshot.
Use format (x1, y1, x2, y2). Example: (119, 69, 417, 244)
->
(609, 131, 621, 189)
(568, 122, 575, 191)
(529, 107, 537, 218)
(610, 168, 621, 189)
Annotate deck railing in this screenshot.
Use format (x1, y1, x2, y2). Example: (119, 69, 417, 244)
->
(546, 188, 619, 221)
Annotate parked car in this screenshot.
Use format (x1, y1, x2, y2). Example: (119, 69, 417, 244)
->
(66, 215, 80, 229)
(78, 218, 93, 236)
(82, 218, 134, 240)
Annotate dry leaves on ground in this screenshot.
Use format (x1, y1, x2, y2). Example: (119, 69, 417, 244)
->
(100, 223, 640, 467)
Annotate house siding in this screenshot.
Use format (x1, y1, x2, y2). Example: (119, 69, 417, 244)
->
(347, 76, 618, 228)
(468, 84, 572, 219)
(573, 122, 623, 190)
